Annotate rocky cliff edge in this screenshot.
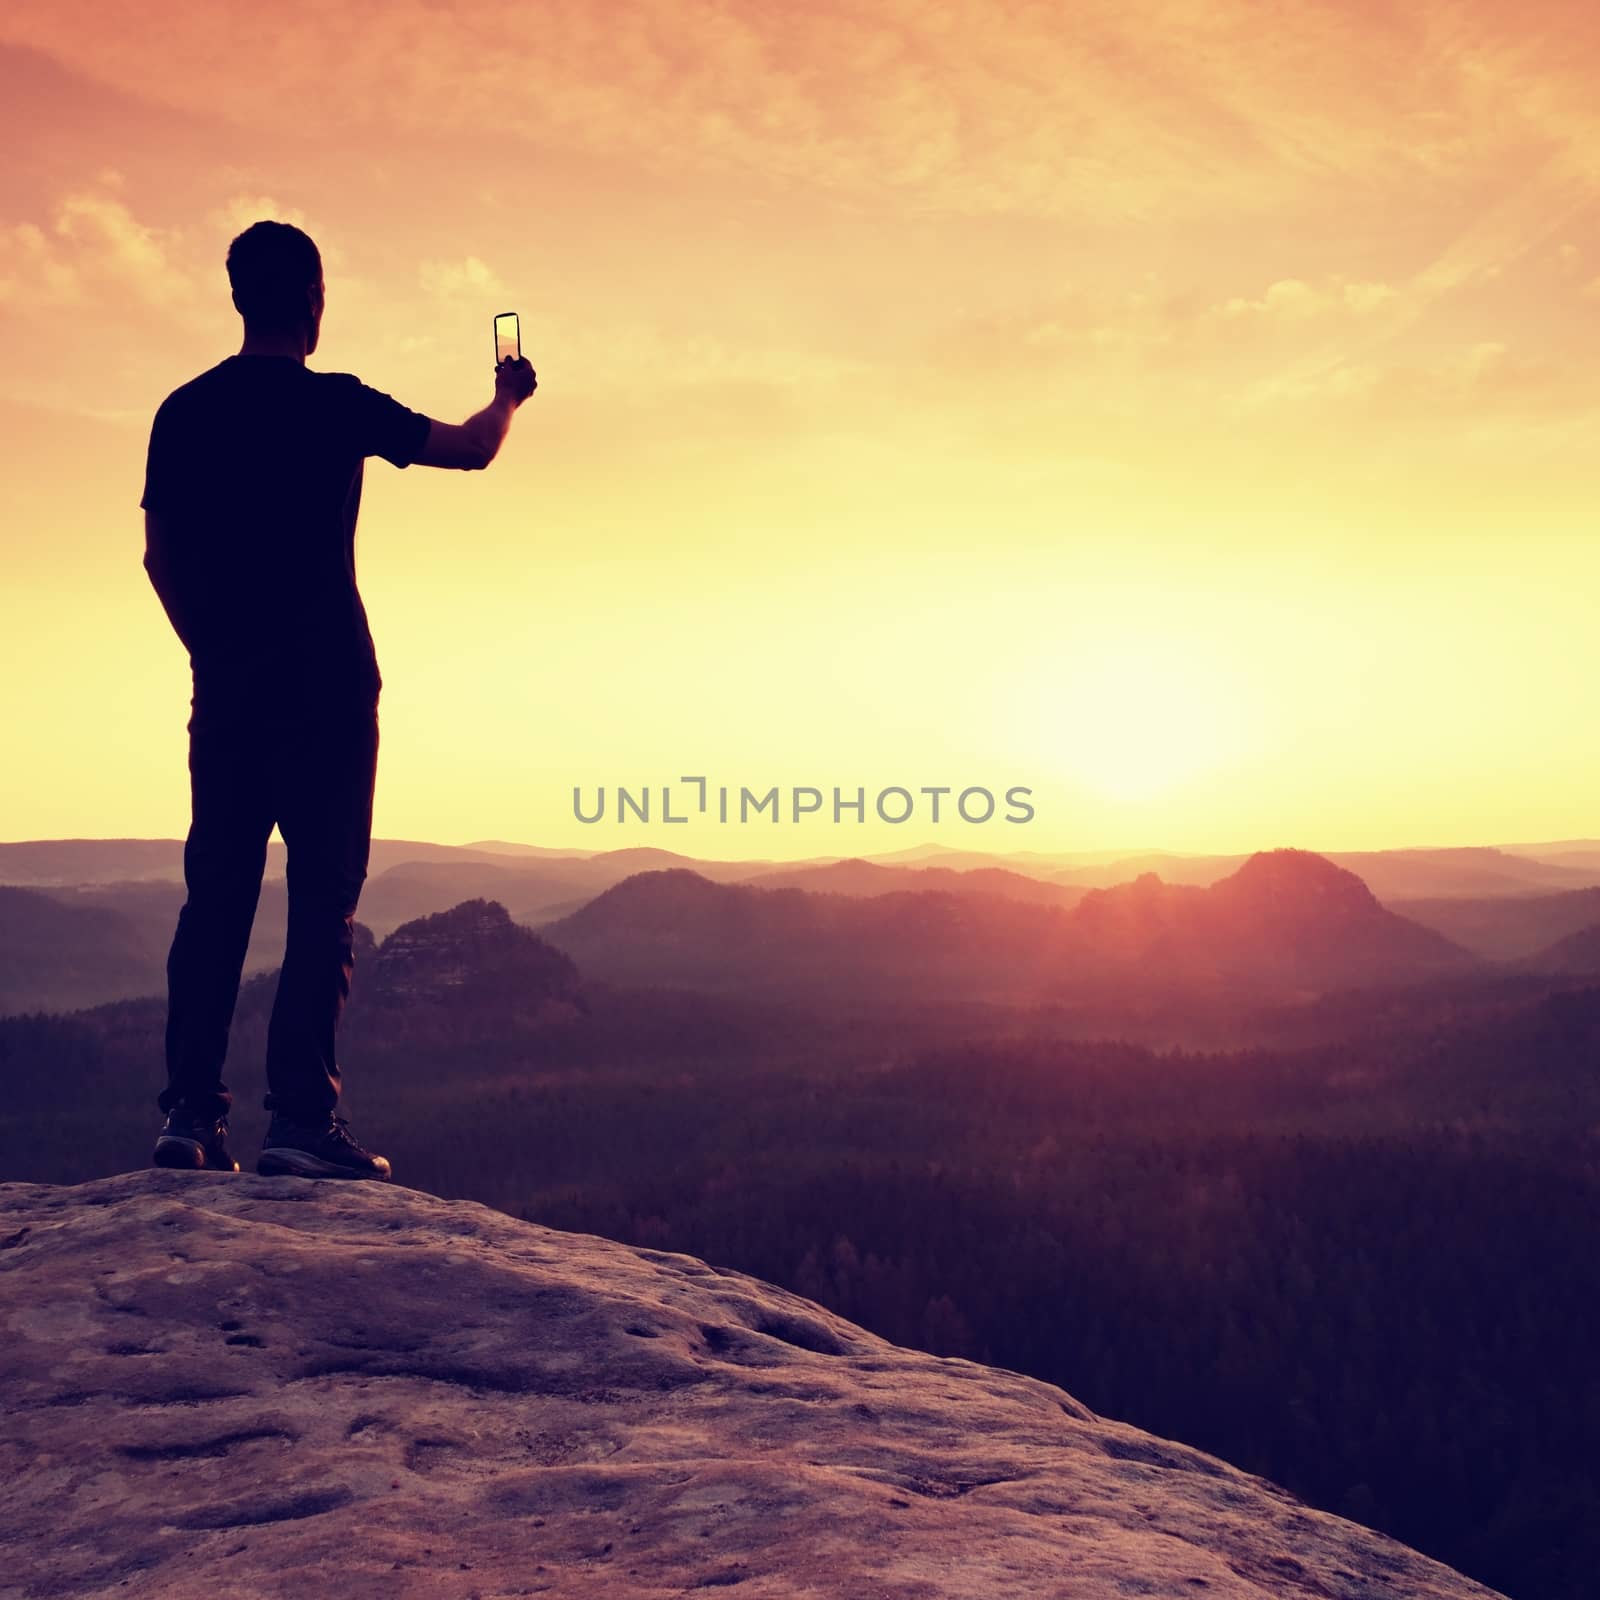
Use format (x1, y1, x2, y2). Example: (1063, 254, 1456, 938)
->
(0, 1171, 1504, 1600)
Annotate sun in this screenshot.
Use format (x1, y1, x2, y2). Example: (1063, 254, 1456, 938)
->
(1013, 633, 1260, 806)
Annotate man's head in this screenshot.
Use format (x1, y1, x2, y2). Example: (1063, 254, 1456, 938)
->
(226, 221, 324, 354)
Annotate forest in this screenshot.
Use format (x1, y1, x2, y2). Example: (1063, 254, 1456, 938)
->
(2, 921, 1597, 1600)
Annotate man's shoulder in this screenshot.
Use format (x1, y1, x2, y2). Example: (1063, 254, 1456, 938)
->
(150, 358, 354, 426)
(152, 359, 241, 418)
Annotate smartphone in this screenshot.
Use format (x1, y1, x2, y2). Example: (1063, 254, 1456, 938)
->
(494, 311, 521, 366)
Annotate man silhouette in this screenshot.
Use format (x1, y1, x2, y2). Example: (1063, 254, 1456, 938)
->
(141, 219, 536, 1180)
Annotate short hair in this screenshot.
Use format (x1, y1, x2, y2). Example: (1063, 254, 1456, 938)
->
(226, 220, 322, 329)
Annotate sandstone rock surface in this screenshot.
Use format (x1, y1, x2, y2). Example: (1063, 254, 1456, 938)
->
(0, 1171, 1505, 1599)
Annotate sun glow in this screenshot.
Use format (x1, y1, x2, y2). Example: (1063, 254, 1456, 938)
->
(1018, 632, 1261, 805)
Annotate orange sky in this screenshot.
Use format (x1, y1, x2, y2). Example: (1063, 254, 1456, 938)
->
(2, 0, 1599, 858)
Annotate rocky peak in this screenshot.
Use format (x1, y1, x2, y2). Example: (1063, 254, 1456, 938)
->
(1210, 848, 1382, 923)
(0, 1172, 1505, 1599)
(368, 897, 581, 1009)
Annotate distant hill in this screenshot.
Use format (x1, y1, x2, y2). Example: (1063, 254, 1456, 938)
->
(459, 839, 594, 858)
(0, 880, 293, 1017)
(4, 836, 1562, 1017)
(563, 847, 810, 884)
(539, 869, 1062, 1002)
(1496, 839, 1600, 869)
(1050, 852, 1244, 889)
(1519, 921, 1600, 977)
(355, 849, 793, 938)
(367, 898, 583, 1019)
(540, 849, 1480, 1004)
(0, 887, 159, 1014)
(1324, 847, 1600, 900)
(355, 860, 580, 938)
(0, 839, 187, 887)
(1068, 849, 1476, 988)
(7, 836, 1595, 902)
(0, 836, 569, 888)
(1051, 845, 1600, 900)
(1390, 887, 1600, 961)
(733, 855, 1084, 907)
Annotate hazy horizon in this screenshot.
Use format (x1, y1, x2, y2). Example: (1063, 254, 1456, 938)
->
(5, 828, 1600, 868)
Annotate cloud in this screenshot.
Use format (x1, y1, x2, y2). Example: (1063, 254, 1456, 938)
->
(419, 256, 506, 298)
(0, 222, 78, 307)
(0, 185, 369, 324)
(0, 191, 190, 309)
(211, 194, 314, 238)
(1237, 337, 1599, 424)
(6, 0, 1600, 226)
(207, 196, 358, 276)
(0, 184, 396, 434)
(944, 272, 1406, 377)
(531, 311, 867, 400)
(1215, 279, 1400, 321)
(0, 172, 865, 434)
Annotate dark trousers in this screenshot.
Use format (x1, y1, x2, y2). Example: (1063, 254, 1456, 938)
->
(160, 706, 379, 1123)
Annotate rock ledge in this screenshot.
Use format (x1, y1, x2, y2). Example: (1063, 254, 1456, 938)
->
(0, 1171, 1503, 1599)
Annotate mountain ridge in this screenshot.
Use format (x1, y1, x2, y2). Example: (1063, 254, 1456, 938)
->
(541, 848, 1480, 1000)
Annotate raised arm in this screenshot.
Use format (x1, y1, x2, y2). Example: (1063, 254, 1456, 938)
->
(414, 356, 537, 471)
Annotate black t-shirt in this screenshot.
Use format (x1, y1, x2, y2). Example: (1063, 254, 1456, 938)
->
(139, 354, 431, 730)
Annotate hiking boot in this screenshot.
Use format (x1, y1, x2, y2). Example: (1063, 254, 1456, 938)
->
(152, 1106, 241, 1173)
(257, 1112, 392, 1181)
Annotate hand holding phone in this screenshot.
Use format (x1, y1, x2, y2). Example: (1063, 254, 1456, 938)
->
(494, 357, 536, 406)
(492, 311, 536, 405)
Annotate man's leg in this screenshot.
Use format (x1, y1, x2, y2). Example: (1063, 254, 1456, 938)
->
(262, 708, 379, 1121)
(161, 716, 275, 1122)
